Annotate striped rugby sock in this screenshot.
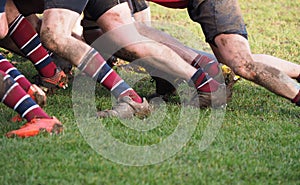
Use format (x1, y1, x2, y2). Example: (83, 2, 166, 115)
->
(9, 14, 57, 78)
(190, 68, 220, 93)
(191, 54, 220, 77)
(0, 54, 31, 91)
(78, 48, 142, 103)
(0, 70, 50, 121)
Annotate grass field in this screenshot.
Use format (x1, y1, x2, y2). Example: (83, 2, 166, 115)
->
(1, 0, 300, 184)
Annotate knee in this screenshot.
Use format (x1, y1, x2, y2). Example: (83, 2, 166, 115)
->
(40, 26, 61, 52)
(231, 59, 258, 81)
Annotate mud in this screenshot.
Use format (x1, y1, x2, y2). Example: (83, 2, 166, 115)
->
(240, 58, 297, 99)
(102, 11, 124, 26)
(220, 38, 228, 47)
(41, 24, 87, 66)
(116, 48, 139, 62)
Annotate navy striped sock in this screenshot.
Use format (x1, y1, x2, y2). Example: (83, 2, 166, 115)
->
(9, 14, 57, 78)
(0, 70, 50, 121)
(191, 54, 220, 77)
(0, 54, 31, 91)
(190, 68, 220, 92)
(78, 48, 142, 102)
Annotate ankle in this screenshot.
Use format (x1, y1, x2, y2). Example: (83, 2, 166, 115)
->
(296, 74, 300, 83)
(189, 68, 220, 93)
(292, 90, 300, 106)
(197, 79, 220, 93)
(120, 90, 143, 103)
(203, 62, 220, 77)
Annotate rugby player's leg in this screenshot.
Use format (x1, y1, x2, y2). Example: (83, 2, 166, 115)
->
(189, 0, 300, 103)
(40, 1, 153, 118)
(0, 70, 62, 138)
(91, 1, 222, 93)
(5, 0, 67, 88)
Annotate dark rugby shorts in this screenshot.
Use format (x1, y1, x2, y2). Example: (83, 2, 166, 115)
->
(84, 0, 127, 21)
(44, 0, 88, 14)
(13, 0, 44, 16)
(84, 0, 148, 21)
(128, 0, 149, 14)
(187, 0, 248, 45)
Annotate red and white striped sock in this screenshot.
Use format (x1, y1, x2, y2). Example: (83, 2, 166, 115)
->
(78, 48, 142, 103)
(190, 68, 221, 93)
(0, 70, 50, 121)
(191, 54, 220, 77)
(9, 14, 57, 78)
(0, 53, 31, 91)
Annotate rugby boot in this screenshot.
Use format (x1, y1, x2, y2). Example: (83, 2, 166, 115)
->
(97, 96, 152, 119)
(186, 83, 232, 108)
(34, 67, 68, 90)
(6, 117, 63, 138)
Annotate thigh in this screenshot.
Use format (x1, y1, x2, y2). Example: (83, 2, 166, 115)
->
(42, 0, 88, 35)
(95, 2, 135, 32)
(93, 2, 143, 54)
(188, 0, 248, 45)
(41, 8, 89, 65)
(42, 8, 81, 36)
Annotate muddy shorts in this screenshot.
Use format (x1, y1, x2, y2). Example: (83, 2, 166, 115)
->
(44, 0, 88, 15)
(187, 0, 248, 45)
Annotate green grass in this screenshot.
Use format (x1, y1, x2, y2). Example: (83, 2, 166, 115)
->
(1, 0, 300, 184)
